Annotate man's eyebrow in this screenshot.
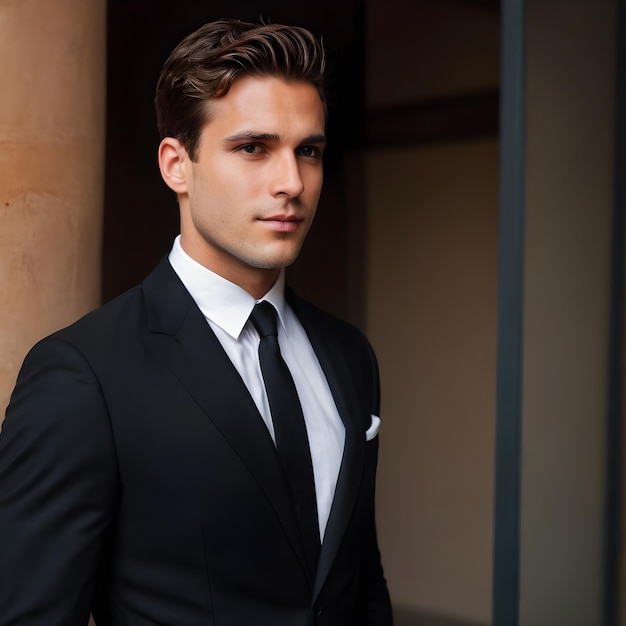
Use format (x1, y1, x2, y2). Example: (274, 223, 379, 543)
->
(222, 132, 327, 145)
(223, 132, 280, 144)
(302, 134, 327, 145)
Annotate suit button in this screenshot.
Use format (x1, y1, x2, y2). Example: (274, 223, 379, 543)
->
(312, 602, 322, 617)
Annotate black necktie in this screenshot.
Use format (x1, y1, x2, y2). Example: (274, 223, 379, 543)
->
(250, 301, 320, 573)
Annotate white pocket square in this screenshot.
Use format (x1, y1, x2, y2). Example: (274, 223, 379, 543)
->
(365, 415, 381, 441)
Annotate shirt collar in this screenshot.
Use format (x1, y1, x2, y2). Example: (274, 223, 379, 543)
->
(260, 272, 288, 333)
(168, 235, 288, 340)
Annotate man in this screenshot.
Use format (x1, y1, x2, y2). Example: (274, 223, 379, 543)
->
(0, 19, 392, 626)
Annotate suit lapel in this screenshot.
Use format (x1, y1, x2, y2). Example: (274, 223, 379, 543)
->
(142, 259, 311, 579)
(287, 293, 367, 600)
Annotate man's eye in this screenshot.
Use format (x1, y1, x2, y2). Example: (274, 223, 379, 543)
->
(236, 143, 263, 154)
(297, 146, 318, 157)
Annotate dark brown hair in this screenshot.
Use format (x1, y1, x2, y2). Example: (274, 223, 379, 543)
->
(155, 19, 327, 161)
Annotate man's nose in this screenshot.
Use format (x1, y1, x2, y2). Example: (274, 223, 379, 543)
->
(270, 152, 305, 198)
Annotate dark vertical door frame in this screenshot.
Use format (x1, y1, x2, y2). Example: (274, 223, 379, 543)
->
(492, 1, 526, 625)
(605, 1, 625, 624)
(493, 2, 625, 624)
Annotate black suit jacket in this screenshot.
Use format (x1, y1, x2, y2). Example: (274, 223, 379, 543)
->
(0, 258, 392, 626)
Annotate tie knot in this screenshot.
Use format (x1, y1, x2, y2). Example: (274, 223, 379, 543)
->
(250, 301, 278, 338)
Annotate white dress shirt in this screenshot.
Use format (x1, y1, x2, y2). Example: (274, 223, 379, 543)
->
(168, 236, 345, 540)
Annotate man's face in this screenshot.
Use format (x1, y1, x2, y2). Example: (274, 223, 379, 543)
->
(169, 75, 326, 295)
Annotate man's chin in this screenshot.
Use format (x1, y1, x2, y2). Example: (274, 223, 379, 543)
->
(248, 249, 303, 271)
(250, 258, 297, 271)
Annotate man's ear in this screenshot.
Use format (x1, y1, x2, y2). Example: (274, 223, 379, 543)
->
(158, 137, 189, 194)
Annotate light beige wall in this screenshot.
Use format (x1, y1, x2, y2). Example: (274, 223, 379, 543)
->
(520, 1, 616, 624)
(0, 0, 106, 417)
(367, 139, 498, 624)
(366, 1, 499, 623)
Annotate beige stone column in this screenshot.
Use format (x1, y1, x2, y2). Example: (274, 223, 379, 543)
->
(0, 0, 106, 418)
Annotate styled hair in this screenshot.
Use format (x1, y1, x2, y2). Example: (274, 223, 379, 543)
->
(155, 19, 327, 161)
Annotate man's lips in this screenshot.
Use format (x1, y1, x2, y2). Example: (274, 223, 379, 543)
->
(258, 215, 304, 232)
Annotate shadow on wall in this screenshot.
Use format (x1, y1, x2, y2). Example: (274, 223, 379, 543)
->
(394, 607, 488, 626)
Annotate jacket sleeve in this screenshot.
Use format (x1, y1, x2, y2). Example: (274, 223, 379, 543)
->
(357, 520, 393, 625)
(358, 338, 393, 625)
(0, 337, 119, 626)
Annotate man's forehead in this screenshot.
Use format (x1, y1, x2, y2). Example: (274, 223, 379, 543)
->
(197, 82, 326, 145)
(204, 75, 325, 118)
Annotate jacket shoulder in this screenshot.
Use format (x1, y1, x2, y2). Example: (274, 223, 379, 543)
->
(47, 256, 184, 349)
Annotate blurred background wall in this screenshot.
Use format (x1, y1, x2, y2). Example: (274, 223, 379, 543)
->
(365, 2, 499, 625)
